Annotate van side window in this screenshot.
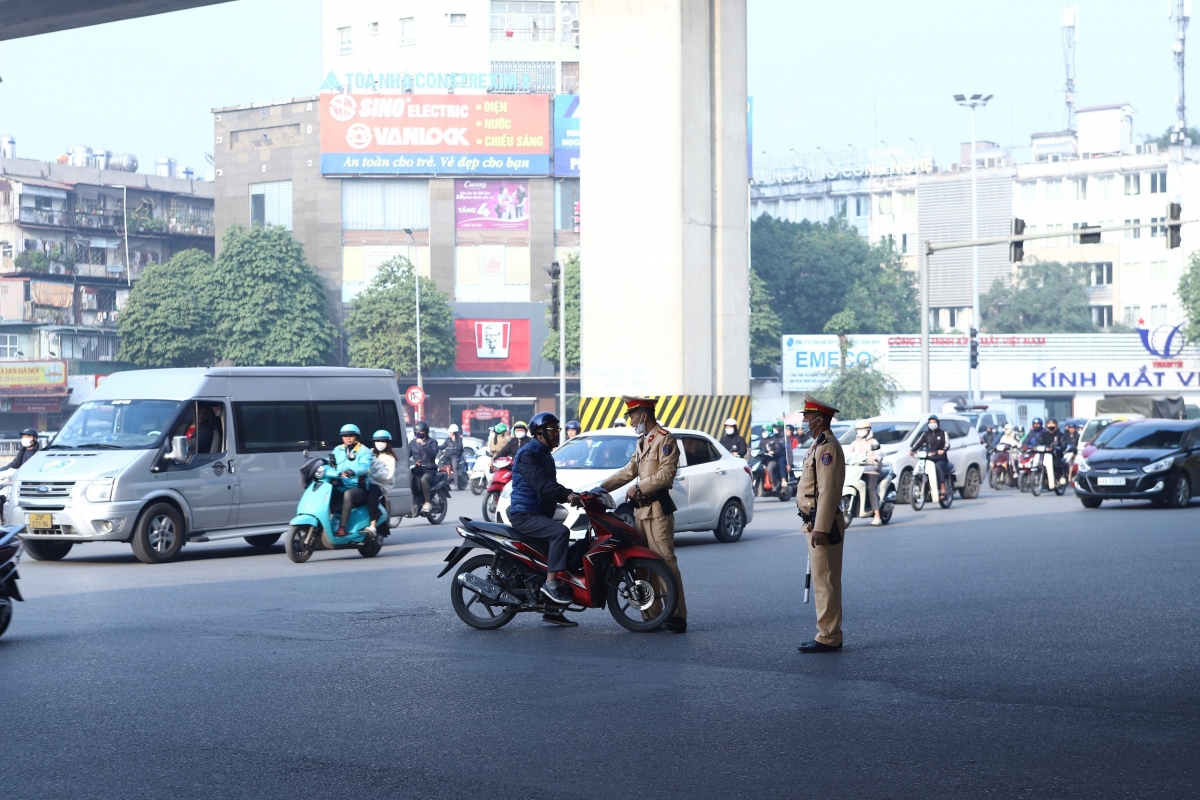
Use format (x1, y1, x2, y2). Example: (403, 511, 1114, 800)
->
(313, 401, 383, 449)
(234, 402, 313, 453)
(381, 401, 402, 441)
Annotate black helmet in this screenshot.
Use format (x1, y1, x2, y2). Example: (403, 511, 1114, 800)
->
(528, 411, 560, 437)
(413, 421, 429, 435)
(565, 419, 581, 431)
(20, 428, 37, 437)
(927, 415, 939, 422)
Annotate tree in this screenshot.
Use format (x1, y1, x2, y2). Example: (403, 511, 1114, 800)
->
(840, 241, 920, 334)
(202, 225, 335, 365)
(1178, 250, 1200, 344)
(344, 256, 457, 376)
(980, 260, 1098, 333)
(812, 335, 900, 420)
(118, 250, 215, 367)
(1146, 125, 1200, 149)
(540, 252, 580, 370)
(749, 269, 782, 371)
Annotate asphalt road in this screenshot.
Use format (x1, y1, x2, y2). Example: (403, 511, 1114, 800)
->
(2, 484, 1197, 799)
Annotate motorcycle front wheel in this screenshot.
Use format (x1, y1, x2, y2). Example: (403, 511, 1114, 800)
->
(470, 476, 486, 496)
(910, 474, 926, 511)
(1031, 467, 1043, 497)
(0, 596, 11, 638)
(451, 554, 518, 630)
(482, 492, 500, 522)
(607, 558, 678, 632)
(285, 524, 316, 563)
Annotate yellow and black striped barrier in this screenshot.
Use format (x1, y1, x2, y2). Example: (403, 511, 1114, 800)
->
(578, 395, 752, 439)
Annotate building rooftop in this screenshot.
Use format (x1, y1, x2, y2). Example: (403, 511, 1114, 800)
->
(211, 95, 319, 114)
(0, 157, 214, 199)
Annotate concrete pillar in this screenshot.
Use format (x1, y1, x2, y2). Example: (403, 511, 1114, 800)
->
(579, 0, 749, 396)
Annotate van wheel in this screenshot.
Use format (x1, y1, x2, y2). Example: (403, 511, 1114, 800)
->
(245, 533, 281, 548)
(21, 539, 73, 561)
(131, 504, 185, 564)
(713, 499, 746, 543)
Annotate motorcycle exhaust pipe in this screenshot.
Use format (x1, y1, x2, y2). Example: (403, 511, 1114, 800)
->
(457, 572, 521, 605)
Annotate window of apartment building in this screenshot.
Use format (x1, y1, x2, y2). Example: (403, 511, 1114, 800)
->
(1019, 181, 1036, 204)
(489, 60, 556, 93)
(877, 193, 893, 215)
(1045, 179, 1063, 203)
(338, 26, 352, 53)
(1151, 304, 1168, 326)
(1092, 306, 1113, 328)
(897, 191, 916, 214)
(1150, 171, 1167, 193)
(1124, 173, 1141, 195)
(342, 180, 429, 230)
(450, 13, 467, 25)
(555, 179, 580, 230)
(0, 333, 18, 359)
(902, 233, 910, 253)
(561, 1, 579, 42)
(1124, 218, 1141, 239)
(491, 1, 556, 42)
(803, 197, 823, 220)
(1095, 174, 1115, 198)
(399, 17, 415, 45)
(60, 334, 119, 361)
(1150, 216, 1165, 237)
(368, 21, 379, 35)
(1125, 262, 1141, 283)
(1090, 262, 1113, 285)
(833, 197, 847, 217)
(1150, 260, 1168, 281)
(250, 181, 293, 230)
(854, 195, 870, 217)
(561, 62, 579, 94)
(1122, 305, 1141, 327)
(1071, 177, 1087, 201)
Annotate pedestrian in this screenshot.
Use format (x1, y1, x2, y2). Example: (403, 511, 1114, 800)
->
(599, 396, 686, 633)
(796, 394, 847, 653)
(719, 417, 748, 458)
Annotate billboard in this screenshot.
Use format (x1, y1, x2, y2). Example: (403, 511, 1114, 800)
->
(553, 95, 580, 177)
(454, 319, 531, 372)
(0, 361, 68, 395)
(454, 180, 529, 230)
(320, 93, 550, 175)
(781, 336, 889, 392)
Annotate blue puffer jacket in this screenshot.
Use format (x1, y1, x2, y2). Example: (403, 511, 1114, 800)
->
(332, 441, 373, 487)
(508, 438, 572, 518)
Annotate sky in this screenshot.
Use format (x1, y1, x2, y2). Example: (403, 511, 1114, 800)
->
(0, 0, 1195, 177)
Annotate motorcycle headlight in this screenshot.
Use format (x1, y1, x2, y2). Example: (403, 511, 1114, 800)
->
(315, 465, 326, 479)
(85, 476, 115, 503)
(1143, 457, 1174, 474)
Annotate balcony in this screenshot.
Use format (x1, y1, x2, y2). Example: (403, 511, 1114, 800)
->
(18, 208, 71, 228)
(20, 302, 75, 326)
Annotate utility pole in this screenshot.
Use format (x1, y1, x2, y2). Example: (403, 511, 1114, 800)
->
(920, 240, 930, 413)
(1172, 0, 1191, 141)
(954, 93, 993, 406)
(405, 228, 422, 420)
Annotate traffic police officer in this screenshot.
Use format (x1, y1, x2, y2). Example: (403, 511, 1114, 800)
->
(796, 394, 846, 653)
(600, 396, 687, 633)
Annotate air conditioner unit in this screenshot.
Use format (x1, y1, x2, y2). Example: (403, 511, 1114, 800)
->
(573, 33, 579, 46)
(571, 19, 579, 31)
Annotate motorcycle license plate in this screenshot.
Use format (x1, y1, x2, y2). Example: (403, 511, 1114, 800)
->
(27, 512, 52, 529)
(1096, 477, 1125, 486)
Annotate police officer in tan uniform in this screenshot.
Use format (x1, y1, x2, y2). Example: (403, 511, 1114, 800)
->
(600, 396, 687, 633)
(796, 394, 846, 653)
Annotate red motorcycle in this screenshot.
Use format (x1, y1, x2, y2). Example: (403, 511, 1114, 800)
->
(439, 491, 680, 632)
(988, 443, 1018, 489)
(481, 455, 513, 522)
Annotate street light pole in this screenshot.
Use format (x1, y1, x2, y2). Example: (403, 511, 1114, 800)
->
(405, 228, 422, 421)
(921, 240, 930, 413)
(954, 93, 992, 406)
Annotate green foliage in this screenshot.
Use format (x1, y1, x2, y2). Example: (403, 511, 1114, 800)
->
(749, 269, 782, 370)
(1178, 250, 1200, 344)
(540, 253, 580, 370)
(1146, 125, 1200, 149)
(14, 249, 48, 273)
(118, 250, 215, 367)
(980, 260, 1098, 333)
(345, 256, 457, 376)
(202, 225, 335, 366)
(751, 213, 919, 337)
(823, 310, 856, 336)
(812, 335, 900, 420)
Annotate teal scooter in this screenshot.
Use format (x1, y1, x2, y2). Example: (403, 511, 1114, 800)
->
(285, 457, 384, 563)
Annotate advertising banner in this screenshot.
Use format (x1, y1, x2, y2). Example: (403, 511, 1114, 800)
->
(781, 336, 889, 392)
(454, 319, 530, 372)
(454, 180, 530, 230)
(320, 93, 550, 175)
(0, 361, 68, 394)
(553, 95, 580, 177)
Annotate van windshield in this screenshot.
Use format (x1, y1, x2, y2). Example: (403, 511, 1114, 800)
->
(51, 399, 184, 450)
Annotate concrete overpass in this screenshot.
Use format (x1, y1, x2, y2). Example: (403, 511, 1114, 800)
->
(0, 0, 234, 41)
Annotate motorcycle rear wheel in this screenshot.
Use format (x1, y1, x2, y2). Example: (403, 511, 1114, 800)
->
(427, 493, 448, 525)
(0, 596, 11, 638)
(285, 524, 315, 563)
(451, 554, 518, 630)
(879, 502, 894, 524)
(607, 558, 678, 632)
(938, 481, 954, 509)
(358, 537, 382, 558)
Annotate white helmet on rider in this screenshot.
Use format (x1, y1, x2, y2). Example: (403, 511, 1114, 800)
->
(447, 424, 459, 433)
(855, 420, 871, 438)
(1003, 423, 1013, 432)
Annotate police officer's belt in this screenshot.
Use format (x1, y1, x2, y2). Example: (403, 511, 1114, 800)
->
(632, 488, 677, 515)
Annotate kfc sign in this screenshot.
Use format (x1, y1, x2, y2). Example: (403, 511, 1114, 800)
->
(475, 321, 511, 359)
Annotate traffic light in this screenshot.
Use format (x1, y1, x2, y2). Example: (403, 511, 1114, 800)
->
(969, 328, 979, 369)
(543, 261, 561, 331)
(1010, 218, 1025, 263)
(1078, 223, 1101, 245)
(1167, 202, 1182, 249)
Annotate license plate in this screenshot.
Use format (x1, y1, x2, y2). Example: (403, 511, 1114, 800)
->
(28, 512, 52, 529)
(1096, 477, 1125, 486)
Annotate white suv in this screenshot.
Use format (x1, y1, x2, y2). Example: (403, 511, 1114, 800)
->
(854, 414, 988, 502)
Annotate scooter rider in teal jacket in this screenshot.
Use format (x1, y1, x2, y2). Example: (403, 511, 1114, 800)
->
(332, 424, 373, 537)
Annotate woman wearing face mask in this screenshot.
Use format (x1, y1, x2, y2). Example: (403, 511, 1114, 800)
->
(719, 418, 748, 458)
(847, 422, 882, 525)
(5, 428, 40, 472)
(909, 415, 951, 500)
(496, 420, 529, 460)
(365, 430, 396, 537)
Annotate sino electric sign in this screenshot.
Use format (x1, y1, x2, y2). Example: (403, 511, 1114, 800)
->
(320, 93, 550, 175)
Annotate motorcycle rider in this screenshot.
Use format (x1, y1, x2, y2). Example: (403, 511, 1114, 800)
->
(999, 423, 1021, 448)
(507, 411, 582, 625)
(496, 420, 529, 460)
(442, 424, 465, 489)
(1024, 417, 1050, 449)
(4, 428, 40, 471)
(761, 423, 787, 492)
(565, 419, 582, 440)
(408, 421, 440, 515)
(487, 422, 510, 457)
(1044, 418, 1068, 486)
(847, 421, 883, 526)
(365, 430, 396, 537)
(909, 415, 951, 500)
(332, 424, 372, 537)
(719, 417, 748, 458)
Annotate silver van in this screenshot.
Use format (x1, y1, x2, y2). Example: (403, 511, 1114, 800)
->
(11, 367, 411, 564)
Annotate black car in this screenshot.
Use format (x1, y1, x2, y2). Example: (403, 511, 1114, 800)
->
(1073, 419, 1200, 508)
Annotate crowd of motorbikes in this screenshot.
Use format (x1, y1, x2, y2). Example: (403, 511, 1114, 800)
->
(985, 425, 1077, 497)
